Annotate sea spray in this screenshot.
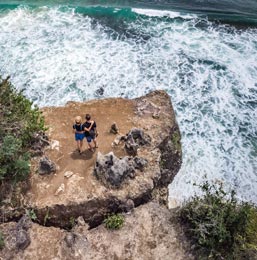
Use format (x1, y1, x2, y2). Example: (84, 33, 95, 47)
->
(0, 5, 256, 205)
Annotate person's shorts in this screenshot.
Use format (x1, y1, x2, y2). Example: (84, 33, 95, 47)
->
(75, 133, 84, 141)
(86, 134, 95, 143)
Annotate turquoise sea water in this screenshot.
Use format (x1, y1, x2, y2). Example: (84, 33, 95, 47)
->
(0, 1, 257, 205)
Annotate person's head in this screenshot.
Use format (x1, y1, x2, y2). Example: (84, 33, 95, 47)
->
(85, 114, 91, 121)
(75, 116, 82, 124)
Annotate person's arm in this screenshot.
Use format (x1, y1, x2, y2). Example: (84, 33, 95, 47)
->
(83, 121, 94, 131)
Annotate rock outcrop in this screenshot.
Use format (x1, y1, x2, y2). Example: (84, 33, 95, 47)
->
(0, 90, 187, 259)
(0, 203, 193, 260)
(94, 151, 148, 188)
(3, 90, 180, 229)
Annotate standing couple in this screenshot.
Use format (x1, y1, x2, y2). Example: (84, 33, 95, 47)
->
(73, 114, 98, 154)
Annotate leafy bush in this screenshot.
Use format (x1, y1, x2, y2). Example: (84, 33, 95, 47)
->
(104, 213, 124, 230)
(0, 231, 4, 250)
(178, 181, 257, 259)
(0, 76, 45, 182)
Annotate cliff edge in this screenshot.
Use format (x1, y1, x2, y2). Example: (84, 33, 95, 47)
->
(0, 91, 193, 260)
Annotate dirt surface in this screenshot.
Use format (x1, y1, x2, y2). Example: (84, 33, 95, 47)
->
(27, 97, 135, 207)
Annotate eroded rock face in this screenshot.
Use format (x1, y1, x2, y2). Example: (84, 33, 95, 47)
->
(124, 128, 151, 155)
(0, 203, 194, 260)
(94, 152, 148, 188)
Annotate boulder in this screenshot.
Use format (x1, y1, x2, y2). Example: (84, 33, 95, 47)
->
(38, 156, 56, 175)
(16, 215, 32, 231)
(110, 122, 119, 134)
(124, 128, 151, 155)
(16, 229, 30, 250)
(94, 152, 137, 187)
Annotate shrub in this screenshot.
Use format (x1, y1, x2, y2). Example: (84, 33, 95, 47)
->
(0, 76, 45, 183)
(104, 213, 124, 230)
(178, 181, 257, 259)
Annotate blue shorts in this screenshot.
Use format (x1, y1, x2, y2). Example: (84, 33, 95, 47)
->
(75, 133, 84, 141)
(86, 135, 95, 143)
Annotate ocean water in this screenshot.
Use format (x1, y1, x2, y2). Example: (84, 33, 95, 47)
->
(0, 1, 257, 205)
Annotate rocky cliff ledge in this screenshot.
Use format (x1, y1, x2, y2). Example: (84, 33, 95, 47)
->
(0, 91, 193, 260)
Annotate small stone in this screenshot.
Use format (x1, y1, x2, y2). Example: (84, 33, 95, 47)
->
(110, 122, 119, 134)
(50, 140, 60, 151)
(64, 233, 76, 248)
(77, 216, 85, 226)
(111, 135, 122, 147)
(16, 229, 31, 250)
(64, 171, 74, 178)
(55, 183, 65, 196)
(152, 112, 160, 119)
(124, 199, 134, 213)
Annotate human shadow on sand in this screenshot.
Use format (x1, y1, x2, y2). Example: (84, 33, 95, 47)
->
(70, 149, 95, 160)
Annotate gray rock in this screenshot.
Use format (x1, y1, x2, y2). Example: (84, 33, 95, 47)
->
(123, 199, 135, 213)
(64, 233, 76, 248)
(94, 152, 148, 188)
(17, 215, 32, 231)
(94, 152, 135, 188)
(133, 157, 148, 171)
(38, 156, 56, 175)
(110, 122, 119, 134)
(16, 229, 31, 250)
(77, 216, 86, 226)
(125, 128, 151, 155)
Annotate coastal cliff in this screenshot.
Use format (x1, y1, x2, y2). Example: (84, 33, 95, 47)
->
(0, 90, 193, 260)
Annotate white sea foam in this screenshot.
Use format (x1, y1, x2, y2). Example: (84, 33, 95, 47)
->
(132, 8, 197, 19)
(0, 6, 256, 205)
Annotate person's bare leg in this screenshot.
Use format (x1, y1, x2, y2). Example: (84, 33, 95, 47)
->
(88, 141, 94, 151)
(79, 140, 83, 154)
(93, 139, 98, 148)
(76, 141, 80, 152)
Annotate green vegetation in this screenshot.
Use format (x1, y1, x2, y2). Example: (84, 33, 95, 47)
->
(0, 76, 45, 182)
(43, 208, 50, 226)
(26, 209, 37, 221)
(69, 216, 76, 229)
(104, 213, 124, 230)
(178, 181, 257, 259)
(171, 129, 181, 153)
(0, 231, 4, 250)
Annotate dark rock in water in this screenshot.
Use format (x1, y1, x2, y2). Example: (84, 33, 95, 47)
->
(94, 87, 104, 97)
(110, 122, 119, 134)
(94, 152, 147, 188)
(125, 128, 151, 155)
(38, 156, 56, 175)
(16, 229, 31, 250)
(17, 215, 32, 231)
(64, 233, 76, 248)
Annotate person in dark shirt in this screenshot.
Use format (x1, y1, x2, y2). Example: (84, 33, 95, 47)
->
(83, 114, 98, 152)
(72, 116, 84, 154)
